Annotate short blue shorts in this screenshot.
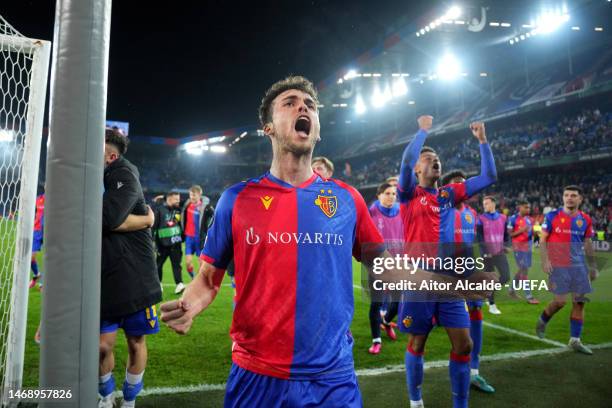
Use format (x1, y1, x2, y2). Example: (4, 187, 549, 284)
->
(398, 300, 470, 335)
(514, 250, 532, 269)
(549, 266, 592, 296)
(100, 305, 160, 336)
(32, 231, 43, 252)
(185, 236, 201, 256)
(224, 364, 362, 408)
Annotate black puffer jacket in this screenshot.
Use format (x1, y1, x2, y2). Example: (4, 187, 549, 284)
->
(102, 156, 162, 319)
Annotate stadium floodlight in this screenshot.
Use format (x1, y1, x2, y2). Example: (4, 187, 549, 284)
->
(445, 6, 462, 20)
(436, 54, 461, 80)
(509, 39, 515, 44)
(392, 77, 408, 97)
(355, 94, 367, 115)
(0, 129, 15, 142)
(535, 11, 570, 34)
(371, 85, 386, 108)
(594, 27, 603, 31)
(344, 69, 358, 80)
(185, 141, 204, 155)
(210, 145, 227, 153)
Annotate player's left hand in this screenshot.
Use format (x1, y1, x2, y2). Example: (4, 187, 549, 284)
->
(589, 267, 599, 281)
(160, 299, 194, 335)
(470, 122, 487, 143)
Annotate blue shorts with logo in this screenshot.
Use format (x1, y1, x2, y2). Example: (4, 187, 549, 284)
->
(32, 231, 43, 252)
(224, 364, 362, 408)
(100, 305, 160, 336)
(398, 300, 470, 335)
(550, 266, 592, 295)
(184, 235, 201, 256)
(514, 250, 532, 269)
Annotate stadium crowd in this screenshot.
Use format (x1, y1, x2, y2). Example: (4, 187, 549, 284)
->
(342, 109, 612, 187)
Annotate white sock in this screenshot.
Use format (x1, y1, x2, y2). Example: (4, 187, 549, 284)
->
(125, 369, 144, 385)
(470, 368, 479, 376)
(100, 372, 112, 384)
(372, 337, 381, 344)
(570, 336, 580, 343)
(410, 399, 424, 407)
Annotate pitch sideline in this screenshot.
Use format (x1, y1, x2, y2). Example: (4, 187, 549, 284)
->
(133, 341, 612, 398)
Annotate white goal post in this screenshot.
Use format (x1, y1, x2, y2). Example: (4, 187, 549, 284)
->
(0, 15, 51, 406)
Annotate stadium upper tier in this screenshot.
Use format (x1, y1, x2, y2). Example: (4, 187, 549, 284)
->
(341, 108, 611, 188)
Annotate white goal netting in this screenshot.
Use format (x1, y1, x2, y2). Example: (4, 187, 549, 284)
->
(0, 14, 50, 403)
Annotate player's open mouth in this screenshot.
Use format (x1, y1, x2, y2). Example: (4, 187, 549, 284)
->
(432, 163, 440, 171)
(295, 116, 311, 137)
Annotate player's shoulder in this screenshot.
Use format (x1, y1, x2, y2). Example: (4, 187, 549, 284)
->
(578, 210, 592, 222)
(328, 178, 367, 205)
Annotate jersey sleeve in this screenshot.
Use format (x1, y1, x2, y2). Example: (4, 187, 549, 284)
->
(346, 186, 384, 262)
(102, 167, 140, 231)
(583, 213, 594, 239)
(200, 187, 238, 269)
(507, 215, 516, 231)
(542, 212, 555, 234)
(465, 143, 497, 197)
(398, 129, 427, 203)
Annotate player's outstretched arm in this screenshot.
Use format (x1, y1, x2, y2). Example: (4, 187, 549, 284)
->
(399, 115, 432, 199)
(160, 260, 224, 335)
(113, 205, 155, 232)
(465, 122, 497, 197)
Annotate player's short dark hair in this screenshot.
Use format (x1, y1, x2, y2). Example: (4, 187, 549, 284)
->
(377, 182, 395, 196)
(259, 76, 319, 126)
(517, 199, 529, 206)
(385, 176, 399, 183)
(312, 156, 334, 175)
(564, 185, 582, 195)
(105, 128, 129, 155)
(441, 169, 467, 186)
(483, 195, 497, 204)
(166, 191, 180, 197)
(420, 146, 436, 155)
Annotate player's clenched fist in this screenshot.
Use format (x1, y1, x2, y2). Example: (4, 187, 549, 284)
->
(160, 299, 193, 335)
(417, 115, 433, 131)
(470, 121, 487, 143)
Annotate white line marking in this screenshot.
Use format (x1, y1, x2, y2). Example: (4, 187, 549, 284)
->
(123, 342, 612, 398)
(483, 321, 566, 347)
(355, 342, 612, 377)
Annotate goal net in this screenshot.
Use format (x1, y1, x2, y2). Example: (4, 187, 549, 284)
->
(0, 14, 50, 404)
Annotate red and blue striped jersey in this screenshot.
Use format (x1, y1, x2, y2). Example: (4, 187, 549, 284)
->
(201, 172, 383, 380)
(542, 208, 593, 267)
(184, 201, 201, 237)
(33, 194, 44, 232)
(449, 203, 478, 276)
(507, 213, 533, 252)
(398, 129, 497, 261)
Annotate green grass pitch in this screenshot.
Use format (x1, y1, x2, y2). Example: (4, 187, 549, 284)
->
(12, 244, 612, 407)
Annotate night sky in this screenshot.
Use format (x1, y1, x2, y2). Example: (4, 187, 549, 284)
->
(2, 1, 433, 138)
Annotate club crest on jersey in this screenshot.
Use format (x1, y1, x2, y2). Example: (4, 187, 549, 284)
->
(576, 219, 583, 228)
(315, 189, 337, 218)
(260, 195, 274, 210)
(403, 316, 413, 328)
(465, 213, 473, 224)
(440, 189, 449, 199)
